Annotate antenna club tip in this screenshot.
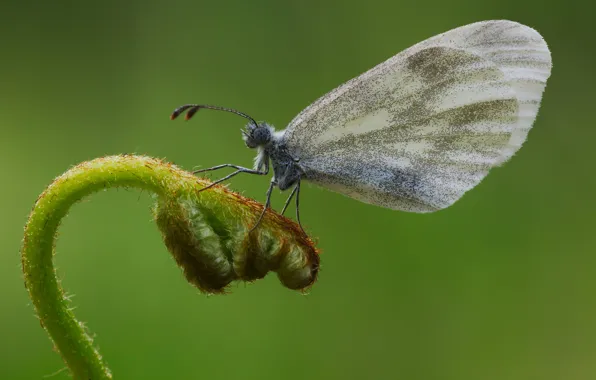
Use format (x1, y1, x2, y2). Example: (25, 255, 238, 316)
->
(170, 114, 177, 120)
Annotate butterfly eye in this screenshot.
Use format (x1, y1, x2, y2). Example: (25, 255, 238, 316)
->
(251, 126, 272, 145)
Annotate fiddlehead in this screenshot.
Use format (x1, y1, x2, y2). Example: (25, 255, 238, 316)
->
(21, 154, 319, 379)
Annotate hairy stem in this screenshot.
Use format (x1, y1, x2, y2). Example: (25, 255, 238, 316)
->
(21, 155, 319, 379)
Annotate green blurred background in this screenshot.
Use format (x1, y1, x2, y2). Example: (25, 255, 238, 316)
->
(2, 1, 594, 379)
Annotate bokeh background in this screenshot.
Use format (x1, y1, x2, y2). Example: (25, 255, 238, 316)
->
(2, 1, 594, 379)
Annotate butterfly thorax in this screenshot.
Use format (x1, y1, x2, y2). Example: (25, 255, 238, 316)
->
(249, 125, 302, 191)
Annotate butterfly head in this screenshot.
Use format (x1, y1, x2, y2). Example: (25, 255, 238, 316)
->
(242, 122, 274, 149)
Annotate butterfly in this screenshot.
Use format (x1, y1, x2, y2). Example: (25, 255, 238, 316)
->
(171, 20, 552, 235)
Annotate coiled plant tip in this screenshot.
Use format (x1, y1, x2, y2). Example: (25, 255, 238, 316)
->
(20, 154, 320, 380)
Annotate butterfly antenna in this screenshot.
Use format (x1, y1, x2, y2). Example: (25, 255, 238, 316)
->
(170, 104, 259, 127)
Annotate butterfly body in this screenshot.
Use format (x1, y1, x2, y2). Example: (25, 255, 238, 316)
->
(172, 20, 552, 233)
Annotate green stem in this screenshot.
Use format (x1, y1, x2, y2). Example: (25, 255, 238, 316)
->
(21, 154, 319, 379)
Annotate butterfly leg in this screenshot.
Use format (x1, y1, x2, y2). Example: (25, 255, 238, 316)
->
(294, 180, 306, 235)
(280, 181, 306, 234)
(198, 170, 243, 192)
(280, 184, 299, 216)
(196, 162, 269, 193)
(249, 178, 276, 233)
(193, 164, 262, 174)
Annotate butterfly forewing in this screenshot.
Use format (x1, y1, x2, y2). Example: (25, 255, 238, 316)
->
(282, 20, 551, 212)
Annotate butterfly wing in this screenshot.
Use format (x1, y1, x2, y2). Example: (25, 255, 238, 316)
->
(282, 20, 552, 212)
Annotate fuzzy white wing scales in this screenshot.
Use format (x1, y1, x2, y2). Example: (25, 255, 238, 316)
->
(283, 20, 552, 212)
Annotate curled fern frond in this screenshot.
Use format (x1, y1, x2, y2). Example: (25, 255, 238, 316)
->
(21, 154, 319, 380)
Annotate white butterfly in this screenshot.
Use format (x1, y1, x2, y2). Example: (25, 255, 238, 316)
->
(172, 20, 552, 233)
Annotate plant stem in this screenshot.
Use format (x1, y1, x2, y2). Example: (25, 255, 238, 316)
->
(21, 154, 319, 379)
